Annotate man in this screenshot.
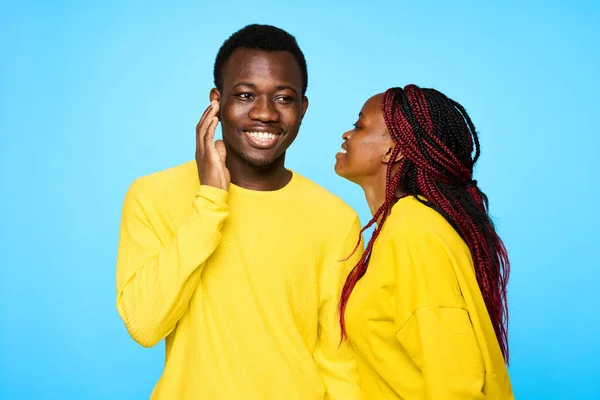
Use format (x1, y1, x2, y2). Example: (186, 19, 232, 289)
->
(116, 24, 362, 399)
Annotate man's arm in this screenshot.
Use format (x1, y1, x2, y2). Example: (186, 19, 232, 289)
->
(116, 182, 229, 347)
(116, 100, 230, 347)
(313, 215, 363, 399)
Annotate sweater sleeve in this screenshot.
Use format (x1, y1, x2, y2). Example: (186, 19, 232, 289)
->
(393, 223, 486, 400)
(116, 181, 229, 347)
(313, 215, 362, 400)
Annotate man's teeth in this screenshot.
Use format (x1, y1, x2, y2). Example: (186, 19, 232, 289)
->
(247, 131, 277, 140)
(340, 148, 347, 153)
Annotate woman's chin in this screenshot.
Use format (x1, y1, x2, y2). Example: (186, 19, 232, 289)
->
(334, 163, 354, 182)
(334, 160, 345, 177)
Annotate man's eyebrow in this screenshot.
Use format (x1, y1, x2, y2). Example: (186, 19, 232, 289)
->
(231, 82, 299, 96)
(232, 82, 256, 89)
(275, 85, 298, 95)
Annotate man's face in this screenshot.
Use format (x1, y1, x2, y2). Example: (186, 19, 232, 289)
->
(212, 49, 308, 170)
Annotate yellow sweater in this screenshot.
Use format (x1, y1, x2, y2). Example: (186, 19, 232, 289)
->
(116, 161, 362, 399)
(346, 196, 513, 400)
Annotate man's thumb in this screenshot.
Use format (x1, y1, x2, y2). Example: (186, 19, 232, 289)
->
(214, 140, 227, 164)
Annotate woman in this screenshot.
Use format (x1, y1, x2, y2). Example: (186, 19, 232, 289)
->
(335, 85, 514, 399)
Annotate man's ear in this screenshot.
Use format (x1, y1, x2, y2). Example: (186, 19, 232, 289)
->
(209, 88, 221, 103)
(382, 145, 403, 164)
(301, 96, 309, 119)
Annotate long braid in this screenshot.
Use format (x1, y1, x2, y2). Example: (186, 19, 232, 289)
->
(339, 85, 511, 363)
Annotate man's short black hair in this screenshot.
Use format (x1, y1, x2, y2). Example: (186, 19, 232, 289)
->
(213, 24, 308, 95)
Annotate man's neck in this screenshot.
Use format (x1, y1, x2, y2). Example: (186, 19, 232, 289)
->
(226, 153, 292, 191)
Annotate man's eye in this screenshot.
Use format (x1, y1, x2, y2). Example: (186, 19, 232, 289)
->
(237, 93, 253, 99)
(275, 96, 293, 103)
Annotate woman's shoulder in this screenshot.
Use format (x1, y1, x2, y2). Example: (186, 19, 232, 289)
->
(385, 196, 465, 247)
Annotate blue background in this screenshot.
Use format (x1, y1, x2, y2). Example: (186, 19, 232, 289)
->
(1, 1, 599, 399)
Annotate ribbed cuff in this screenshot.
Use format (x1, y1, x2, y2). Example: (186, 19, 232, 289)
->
(195, 185, 229, 208)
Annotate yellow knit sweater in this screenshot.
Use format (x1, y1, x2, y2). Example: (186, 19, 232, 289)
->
(346, 196, 514, 399)
(116, 161, 362, 399)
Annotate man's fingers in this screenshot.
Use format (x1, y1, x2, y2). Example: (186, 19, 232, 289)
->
(204, 116, 219, 149)
(196, 101, 220, 150)
(196, 103, 213, 136)
(198, 103, 212, 127)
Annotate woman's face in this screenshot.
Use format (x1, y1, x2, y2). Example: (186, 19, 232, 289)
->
(334, 93, 396, 185)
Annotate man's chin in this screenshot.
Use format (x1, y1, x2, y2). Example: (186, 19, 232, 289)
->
(241, 153, 281, 170)
(247, 160, 274, 170)
(225, 143, 286, 171)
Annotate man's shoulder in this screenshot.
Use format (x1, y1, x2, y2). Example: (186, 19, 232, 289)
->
(126, 160, 198, 199)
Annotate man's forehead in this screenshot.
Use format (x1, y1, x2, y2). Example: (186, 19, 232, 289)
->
(223, 49, 302, 88)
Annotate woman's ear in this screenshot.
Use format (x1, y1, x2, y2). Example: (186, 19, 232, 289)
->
(382, 144, 403, 164)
